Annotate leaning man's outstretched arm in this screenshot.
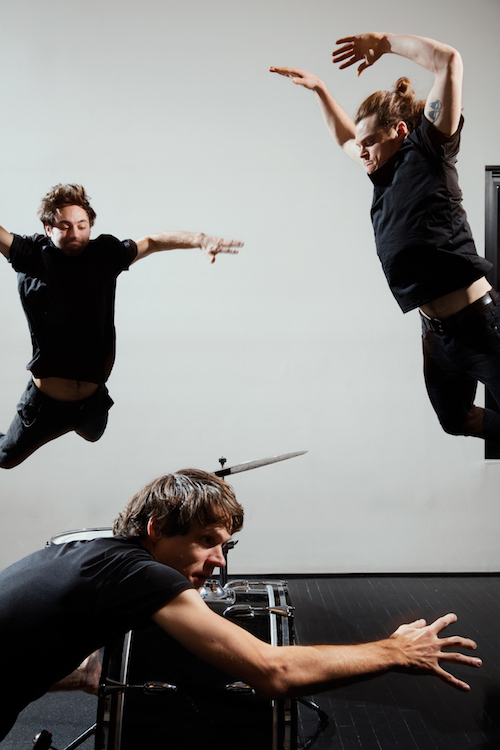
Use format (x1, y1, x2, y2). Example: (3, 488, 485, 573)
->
(0, 226, 14, 259)
(152, 589, 481, 698)
(133, 231, 243, 265)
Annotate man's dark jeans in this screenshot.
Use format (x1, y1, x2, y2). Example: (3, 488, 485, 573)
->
(0, 379, 113, 468)
(422, 292, 500, 441)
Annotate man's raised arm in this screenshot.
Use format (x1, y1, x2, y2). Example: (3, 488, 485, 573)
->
(0, 227, 14, 259)
(269, 67, 361, 165)
(332, 33, 463, 136)
(153, 589, 481, 698)
(133, 231, 243, 265)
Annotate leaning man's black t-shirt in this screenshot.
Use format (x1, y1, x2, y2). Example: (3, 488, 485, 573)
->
(0, 537, 193, 727)
(8, 233, 137, 382)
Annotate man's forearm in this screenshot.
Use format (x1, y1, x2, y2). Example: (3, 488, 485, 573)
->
(135, 231, 204, 258)
(314, 83, 356, 149)
(269, 67, 356, 153)
(48, 652, 101, 695)
(267, 639, 399, 697)
(384, 33, 460, 76)
(247, 623, 476, 698)
(134, 231, 242, 264)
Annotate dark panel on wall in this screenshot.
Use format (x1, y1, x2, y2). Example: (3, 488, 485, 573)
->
(484, 167, 500, 459)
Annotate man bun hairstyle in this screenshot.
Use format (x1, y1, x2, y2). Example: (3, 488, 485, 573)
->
(113, 469, 244, 539)
(38, 183, 97, 228)
(355, 77, 425, 133)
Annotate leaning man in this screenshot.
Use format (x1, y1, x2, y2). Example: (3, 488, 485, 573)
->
(0, 469, 482, 740)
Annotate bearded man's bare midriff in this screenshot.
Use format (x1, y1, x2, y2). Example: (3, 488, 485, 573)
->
(32, 377, 100, 402)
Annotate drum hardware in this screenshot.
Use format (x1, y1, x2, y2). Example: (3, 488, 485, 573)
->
(96, 580, 298, 749)
(296, 697, 331, 750)
(200, 578, 225, 597)
(225, 578, 288, 594)
(218, 539, 238, 588)
(297, 697, 329, 725)
(214, 451, 307, 478)
(32, 730, 53, 750)
(224, 681, 256, 695)
(224, 578, 252, 591)
(199, 578, 236, 604)
(214, 450, 307, 587)
(223, 579, 289, 592)
(100, 675, 257, 698)
(100, 679, 178, 695)
(223, 603, 295, 618)
(32, 723, 97, 750)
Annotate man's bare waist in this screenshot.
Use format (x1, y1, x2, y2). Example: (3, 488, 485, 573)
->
(419, 277, 492, 320)
(32, 376, 100, 402)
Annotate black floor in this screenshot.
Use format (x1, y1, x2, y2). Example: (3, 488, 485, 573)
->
(289, 575, 500, 750)
(3, 575, 499, 749)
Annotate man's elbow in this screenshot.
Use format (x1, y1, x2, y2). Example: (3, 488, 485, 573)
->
(133, 235, 153, 261)
(451, 46, 463, 67)
(251, 659, 295, 700)
(444, 47, 463, 79)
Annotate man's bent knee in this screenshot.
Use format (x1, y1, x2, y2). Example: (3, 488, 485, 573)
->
(462, 406, 484, 438)
(75, 421, 107, 443)
(0, 449, 35, 469)
(439, 405, 483, 437)
(77, 432, 104, 443)
(0, 442, 24, 470)
(0, 458, 17, 470)
(437, 406, 482, 437)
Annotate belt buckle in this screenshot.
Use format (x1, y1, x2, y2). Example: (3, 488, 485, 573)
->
(420, 310, 445, 334)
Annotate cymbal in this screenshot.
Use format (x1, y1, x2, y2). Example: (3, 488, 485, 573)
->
(214, 451, 307, 477)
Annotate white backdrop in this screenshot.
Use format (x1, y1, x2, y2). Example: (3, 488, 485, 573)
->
(1, 0, 499, 573)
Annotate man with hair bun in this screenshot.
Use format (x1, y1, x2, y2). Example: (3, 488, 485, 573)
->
(271, 33, 500, 446)
(0, 184, 242, 468)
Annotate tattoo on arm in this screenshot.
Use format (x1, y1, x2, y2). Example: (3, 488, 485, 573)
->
(426, 99, 443, 124)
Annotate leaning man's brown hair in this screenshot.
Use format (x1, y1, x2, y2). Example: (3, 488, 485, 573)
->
(113, 469, 244, 538)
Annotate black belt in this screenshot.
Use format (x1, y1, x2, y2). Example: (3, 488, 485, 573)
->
(420, 289, 498, 334)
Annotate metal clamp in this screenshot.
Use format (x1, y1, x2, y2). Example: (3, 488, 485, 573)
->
(224, 681, 256, 696)
(100, 679, 177, 695)
(223, 604, 295, 618)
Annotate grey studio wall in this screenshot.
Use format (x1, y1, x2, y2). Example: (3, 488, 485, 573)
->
(1, 0, 499, 574)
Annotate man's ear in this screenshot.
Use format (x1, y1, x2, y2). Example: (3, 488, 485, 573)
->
(395, 121, 409, 140)
(146, 517, 162, 540)
(44, 224, 52, 237)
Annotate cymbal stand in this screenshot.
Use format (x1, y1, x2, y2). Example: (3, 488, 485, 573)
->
(218, 456, 238, 587)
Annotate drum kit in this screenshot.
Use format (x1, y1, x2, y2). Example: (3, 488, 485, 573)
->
(33, 450, 328, 750)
